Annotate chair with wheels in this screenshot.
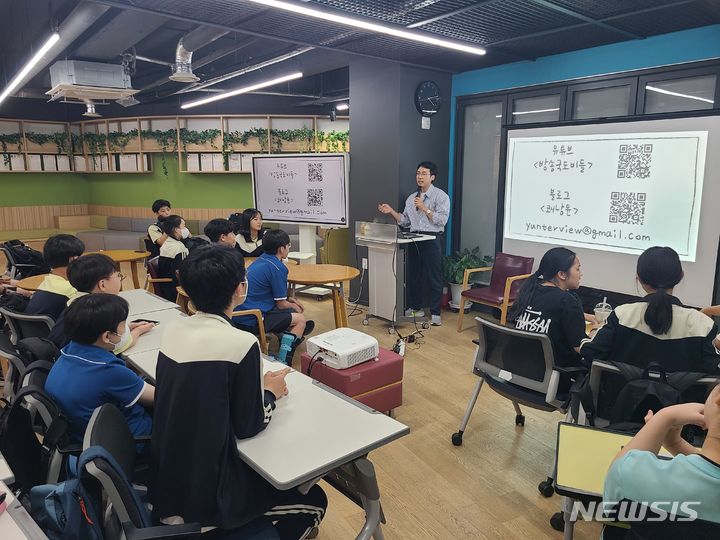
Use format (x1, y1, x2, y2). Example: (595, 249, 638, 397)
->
(456, 252, 534, 332)
(451, 316, 584, 498)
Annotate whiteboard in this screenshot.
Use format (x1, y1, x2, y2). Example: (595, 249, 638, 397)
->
(252, 153, 349, 226)
(502, 116, 720, 307)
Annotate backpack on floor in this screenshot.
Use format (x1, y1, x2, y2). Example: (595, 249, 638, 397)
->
(30, 447, 107, 540)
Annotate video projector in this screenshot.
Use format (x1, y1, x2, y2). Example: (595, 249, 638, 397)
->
(306, 328, 379, 370)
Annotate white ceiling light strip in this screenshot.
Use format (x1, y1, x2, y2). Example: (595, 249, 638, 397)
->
(243, 0, 486, 55)
(181, 72, 304, 108)
(0, 32, 60, 106)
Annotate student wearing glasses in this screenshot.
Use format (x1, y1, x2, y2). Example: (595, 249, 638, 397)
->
(48, 253, 156, 352)
(378, 161, 450, 326)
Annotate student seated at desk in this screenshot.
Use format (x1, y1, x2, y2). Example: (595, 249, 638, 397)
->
(204, 218, 238, 249)
(151, 245, 327, 539)
(48, 254, 155, 352)
(45, 293, 154, 443)
(235, 208, 265, 257)
(604, 392, 720, 524)
(146, 199, 173, 256)
(234, 229, 314, 365)
(581, 246, 720, 373)
(509, 247, 590, 369)
(157, 215, 190, 301)
(25, 234, 85, 321)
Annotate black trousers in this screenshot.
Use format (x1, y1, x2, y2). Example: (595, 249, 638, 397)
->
(406, 234, 443, 316)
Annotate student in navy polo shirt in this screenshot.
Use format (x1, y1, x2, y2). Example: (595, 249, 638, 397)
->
(45, 293, 154, 442)
(25, 234, 85, 321)
(233, 229, 314, 364)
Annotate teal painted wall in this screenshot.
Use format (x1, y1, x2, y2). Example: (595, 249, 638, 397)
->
(447, 24, 720, 247)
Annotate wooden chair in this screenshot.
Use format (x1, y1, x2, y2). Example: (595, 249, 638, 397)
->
(456, 253, 534, 332)
(144, 256, 172, 296)
(231, 308, 269, 354)
(176, 286, 268, 354)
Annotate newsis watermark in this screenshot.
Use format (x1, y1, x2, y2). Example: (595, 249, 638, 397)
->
(569, 500, 701, 523)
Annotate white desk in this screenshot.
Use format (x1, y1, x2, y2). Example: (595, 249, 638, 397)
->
(119, 288, 179, 318)
(0, 480, 47, 539)
(0, 454, 13, 484)
(124, 349, 409, 540)
(122, 308, 187, 355)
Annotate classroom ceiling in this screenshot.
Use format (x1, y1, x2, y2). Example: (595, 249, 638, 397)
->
(0, 0, 719, 112)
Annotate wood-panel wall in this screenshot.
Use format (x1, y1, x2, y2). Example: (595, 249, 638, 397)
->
(88, 205, 241, 220)
(0, 204, 88, 231)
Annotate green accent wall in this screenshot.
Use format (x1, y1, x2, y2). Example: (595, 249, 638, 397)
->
(0, 171, 89, 206)
(86, 154, 254, 208)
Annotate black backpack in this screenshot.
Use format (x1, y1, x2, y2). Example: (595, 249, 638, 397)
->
(607, 362, 706, 433)
(3, 239, 50, 278)
(0, 390, 46, 491)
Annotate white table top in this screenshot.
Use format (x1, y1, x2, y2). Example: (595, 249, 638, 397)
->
(124, 349, 409, 491)
(122, 308, 187, 355)
(119, 288, 179, 318)
(0, 454, 13, 484)
(0, 480, 47, 539)
(237, 359, 409, 490)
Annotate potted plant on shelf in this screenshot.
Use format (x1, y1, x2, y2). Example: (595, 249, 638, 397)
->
(443, 248, 494, 311)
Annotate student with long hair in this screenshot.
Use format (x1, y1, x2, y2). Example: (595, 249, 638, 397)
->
(236, 208, 265, 257)
(509, 247, 588, 368)
(157, 215, 190, 300)
(581, 246, 720, 372)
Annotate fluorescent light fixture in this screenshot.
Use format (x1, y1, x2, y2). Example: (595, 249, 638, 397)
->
(512, 108, 560, 115)
(495, 114, 502, 118)
(0, 32, 60, 105)
(646, 84, 714, 104)
(244, 0, 486, 56)
(335, 103, 349, 111)
(181, 72, 303, 109)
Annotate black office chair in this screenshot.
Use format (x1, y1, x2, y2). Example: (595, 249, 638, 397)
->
(84, 404, 279, 540)
(451, 316, 585, 498)
(0, 306, 55, 344)
(0, 244, 44, 279)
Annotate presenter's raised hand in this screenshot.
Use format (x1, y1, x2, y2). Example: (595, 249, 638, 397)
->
(378, 203, 394, 214)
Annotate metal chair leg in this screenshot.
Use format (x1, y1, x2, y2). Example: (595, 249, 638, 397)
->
(451, 377, 484, 446)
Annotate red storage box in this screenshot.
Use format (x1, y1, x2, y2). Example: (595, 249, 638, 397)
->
(300, 348, 403, 414)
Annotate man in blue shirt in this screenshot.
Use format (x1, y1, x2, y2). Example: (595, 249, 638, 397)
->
(378, 161, 450, 326)
(45, 293, 154, 442)
(234, 230, 314, 364)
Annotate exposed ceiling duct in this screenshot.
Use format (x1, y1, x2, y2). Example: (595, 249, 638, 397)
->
(176, 46, 314, 94)
(82, 101, 101, 117)
(169, 26, 229, 83)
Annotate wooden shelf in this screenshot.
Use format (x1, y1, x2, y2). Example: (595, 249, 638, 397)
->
(0, 113, 349, 175)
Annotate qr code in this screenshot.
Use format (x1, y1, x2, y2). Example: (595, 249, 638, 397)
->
(609, 192, 646, 225)
(308, 162, 323, 182)
(617, 144, 652, 179)
(307, 188, 323, 207)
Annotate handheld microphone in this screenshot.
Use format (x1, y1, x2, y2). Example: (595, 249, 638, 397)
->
(416, 188, 422, 211)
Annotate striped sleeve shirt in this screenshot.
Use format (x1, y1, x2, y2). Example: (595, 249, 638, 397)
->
(398, 184, 450, 233)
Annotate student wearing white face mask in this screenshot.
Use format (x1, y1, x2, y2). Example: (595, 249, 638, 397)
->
(45, 293, 154, 444)
(158, 215, 190, 300)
